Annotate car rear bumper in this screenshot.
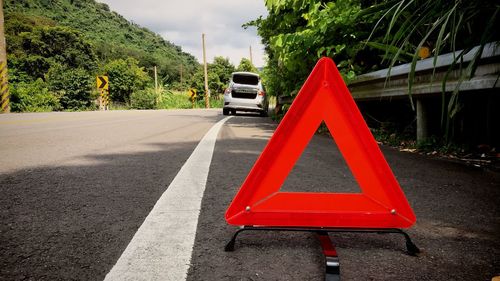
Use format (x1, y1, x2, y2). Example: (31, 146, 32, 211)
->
(224, 105, 263, 112)
(223, 96, 266, 112)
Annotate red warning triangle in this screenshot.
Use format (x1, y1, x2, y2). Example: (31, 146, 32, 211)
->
(225, 58, 416, 229)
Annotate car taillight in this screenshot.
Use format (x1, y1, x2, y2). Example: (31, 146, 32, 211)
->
(258, 90, 265, 96)
(224, 88, 231, 95)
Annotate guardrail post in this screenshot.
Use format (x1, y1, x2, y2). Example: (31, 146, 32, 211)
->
(416, 98, 428, 142)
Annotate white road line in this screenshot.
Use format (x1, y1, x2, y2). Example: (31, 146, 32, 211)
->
(104, 116, 232, 281)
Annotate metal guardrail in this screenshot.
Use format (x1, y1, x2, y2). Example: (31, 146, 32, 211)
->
(275, 43, 499, 107)
(349, 43, 500, 100)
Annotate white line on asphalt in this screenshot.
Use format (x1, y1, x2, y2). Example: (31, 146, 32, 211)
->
(104, 116, 232, 281)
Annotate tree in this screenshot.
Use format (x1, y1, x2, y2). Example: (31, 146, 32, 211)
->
(254, 0, 499, 142)
(20, 25, 97, 71)
(5, 15, 98, 111)
(189, 67, 221, 98)
(10, 78, 60, 112)
(6, 20, 98, 83)
(103, 58, 151, 103)
(209, 56, 235, 94)
(210, 56, 235, 85)
(189, 56, 236, 97)
(249, 0, 376, 99)
(4, 1, 201, 112)
(47, 64, 94, 110)
(236, 58, 257, 72)
(4, 0, 199, 86)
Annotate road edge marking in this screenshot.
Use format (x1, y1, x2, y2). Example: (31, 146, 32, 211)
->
(104, 116, 232, 281)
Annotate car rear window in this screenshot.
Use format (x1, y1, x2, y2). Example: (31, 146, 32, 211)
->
(233, 74, 259, 85)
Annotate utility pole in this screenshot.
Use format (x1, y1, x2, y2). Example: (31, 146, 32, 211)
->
(179, 64, 183, 85)
(0, 0, 10, 113)
(202, 33, 209, 108)
(154, 65, 161, 104)
(154, 65, 158, 93)
(249, 45, 253, 65)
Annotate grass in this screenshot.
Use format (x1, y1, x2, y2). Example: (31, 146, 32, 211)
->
(158, 90, 223, 109)
(123, 88, 224, 110)
(161, 91, 224, 109)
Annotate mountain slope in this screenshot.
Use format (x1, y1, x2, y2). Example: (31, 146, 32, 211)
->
(4, 0, 198, 82)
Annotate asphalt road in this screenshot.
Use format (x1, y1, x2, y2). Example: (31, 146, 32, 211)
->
(188, 115, 500, 281)
(0, 109, 223, 280)
(1, 109, 499, 280)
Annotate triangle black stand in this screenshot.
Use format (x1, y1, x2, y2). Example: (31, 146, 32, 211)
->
(224, 226, 420, 281)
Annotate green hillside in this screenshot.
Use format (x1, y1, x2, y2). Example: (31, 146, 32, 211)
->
(4, 0, 198, 82)
(3, 0, 200, 111)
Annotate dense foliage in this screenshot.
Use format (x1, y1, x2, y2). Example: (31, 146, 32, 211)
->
(253, 0, 498, 139)
(129, 89, 224, 110)
(102, 58, 150, 103)
(10, 79, 60, 112)
(250, 0, 384, 101)
(189, 56, 237, 99)
(47, 65, 95, 109)
(4, 0, 199, 111)
(236, 58, 258, 72)
(5, 0, 198, 82)
(187, 56, 259, 103)
(5, 14, 98, 110)
(255, 0, 498, 93)
(367, 0, 499, 137)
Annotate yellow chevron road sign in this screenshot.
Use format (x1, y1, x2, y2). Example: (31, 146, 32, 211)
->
(96, 75, 109, 90)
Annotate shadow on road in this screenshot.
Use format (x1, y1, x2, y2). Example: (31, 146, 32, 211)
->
(0, 141, 200, 280)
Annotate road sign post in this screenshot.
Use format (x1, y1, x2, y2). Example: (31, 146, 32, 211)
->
(100, 89, 110, 111)
(189, 88, 197, 108)
(97, 75, 109, 111)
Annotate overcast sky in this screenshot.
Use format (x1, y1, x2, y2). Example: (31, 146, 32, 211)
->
(97, 0, 268, 67)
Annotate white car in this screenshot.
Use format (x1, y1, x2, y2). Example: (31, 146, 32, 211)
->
(223, 72, 269, 116)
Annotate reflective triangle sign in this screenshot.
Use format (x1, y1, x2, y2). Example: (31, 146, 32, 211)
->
(225, 58, 416, 229)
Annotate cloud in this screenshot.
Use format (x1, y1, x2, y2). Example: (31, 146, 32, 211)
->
(97, 0, 268, 67)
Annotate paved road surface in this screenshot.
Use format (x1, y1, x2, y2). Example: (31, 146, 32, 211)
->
(0, 110, 223, 280)
(188, 115, 500, 281)
(1, 109, 499, 280)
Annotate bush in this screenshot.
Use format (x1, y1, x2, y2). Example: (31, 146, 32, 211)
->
(199, 95, 223, 108)
(103, 58, 151, 103)
(127, 89, 224, 110)
(10, 79, 60, 112)
(47, 65, 94, 110)
(130, 88, 158, 109)
(159, 90, 192, 109)
(236, 58, 257, 72)
(188, 57, 235, 98)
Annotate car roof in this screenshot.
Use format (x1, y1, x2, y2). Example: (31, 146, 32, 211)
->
(232, 72, 259, 77)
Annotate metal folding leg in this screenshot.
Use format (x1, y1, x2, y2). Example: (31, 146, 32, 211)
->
(225, 226, 419, 281)
(317, 231, 340, 281)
